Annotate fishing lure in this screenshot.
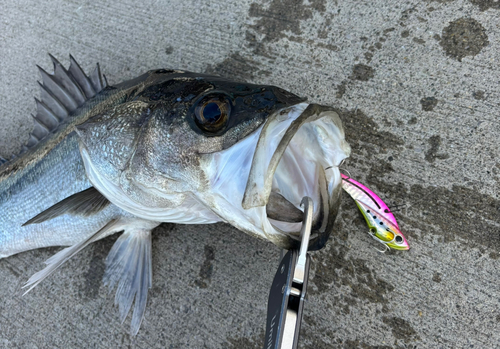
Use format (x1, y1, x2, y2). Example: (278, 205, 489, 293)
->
(341, 174, 409, 251)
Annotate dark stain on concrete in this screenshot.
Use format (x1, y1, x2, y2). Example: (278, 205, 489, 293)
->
(350, 64, 374, 81)
(317, 17, 332, 39)
(473, 90, 485, 100)
(425, 135, 449, 162)
(439, 18, 489, 62)
(315, 42, 339, 51)
(384, 27, 396, 35)
(366, 165, 500, 250)
(401, 30, 410, 38)
(337, 108, 405, 154)
(298, 327, 338, 348)
(469, 0, 500, 11)
(408, 117, 417, 125)
(343, 339, 394, 349)
(336, 80, 347, 98)
(81, 234, 119, 299)
(311, 236, 396, 308)
(226, 329, 264, 349)
(248, 0, 326, 43)
(432, 272, 442, 283)
(194, 245, 215, 288)
(420, 97, 438, 111)
(364, 52, 373, 63)
(336, 105, 499, 252)
(382, 317, 419, 342)
(165, 46, 174, 55)
(205, 52, 271, 82)
(412, 37, 425, 45)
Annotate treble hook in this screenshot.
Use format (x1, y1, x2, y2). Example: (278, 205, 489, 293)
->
(374, 240, 389, 253)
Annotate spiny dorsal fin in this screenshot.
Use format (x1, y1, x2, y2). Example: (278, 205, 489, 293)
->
(23, 187, 110, 226)
(25, 54, 108, 152)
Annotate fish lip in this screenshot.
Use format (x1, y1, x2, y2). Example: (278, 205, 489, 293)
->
(243, 103, 349, 251)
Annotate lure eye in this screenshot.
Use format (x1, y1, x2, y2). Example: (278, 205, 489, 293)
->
(194, 95, 231, 133)
(395, 235, 404, 244)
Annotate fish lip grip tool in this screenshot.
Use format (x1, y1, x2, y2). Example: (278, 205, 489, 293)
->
(263, 196, 313, 349)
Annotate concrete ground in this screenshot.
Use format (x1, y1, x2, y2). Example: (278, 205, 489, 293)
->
(1, 0, 499, 348)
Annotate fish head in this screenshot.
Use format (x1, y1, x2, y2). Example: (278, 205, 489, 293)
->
(76, 70, 351, 250)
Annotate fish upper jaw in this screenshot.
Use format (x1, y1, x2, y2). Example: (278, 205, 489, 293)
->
(200, 102, 351, 250)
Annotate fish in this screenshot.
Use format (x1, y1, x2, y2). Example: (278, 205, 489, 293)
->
(340, 174, 409, 251)
(0, 55, 351, 334)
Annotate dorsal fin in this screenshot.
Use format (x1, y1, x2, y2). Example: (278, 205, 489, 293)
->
(24, 54, 108, 153)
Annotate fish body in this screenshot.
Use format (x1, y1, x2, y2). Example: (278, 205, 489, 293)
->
(341, 174, 409, 250)
(0, 56, 351, 333)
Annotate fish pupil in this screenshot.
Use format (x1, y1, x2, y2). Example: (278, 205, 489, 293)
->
(395, 236, 403, 243)
(203, 102, 222, 123)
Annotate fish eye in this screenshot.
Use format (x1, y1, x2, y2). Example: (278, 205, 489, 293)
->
(194, 95, 231, 133)
(395, 235, 403, 244)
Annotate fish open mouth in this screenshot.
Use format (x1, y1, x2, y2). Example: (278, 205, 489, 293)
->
(242, 103, 351, 250)
(202, 102, 350, 250)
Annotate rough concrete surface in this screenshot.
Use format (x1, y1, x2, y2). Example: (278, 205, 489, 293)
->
(0, 0, 499, 348)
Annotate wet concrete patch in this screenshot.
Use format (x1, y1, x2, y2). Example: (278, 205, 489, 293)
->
(311, 234, 396, 310)
(366, 163, 500, 251)
(473, 90, 485, 100)
(205, 52, 271, 81)
(337, 105, 499, 253)
(342, 339, 394, 349)
(424, 135, 449, 162)
(420, 97, 438, 111)
(226, 329, 264, 349)
(248, 0, 326, 43)
(350, 64, 375, 81)
(81, 234, 119, 299)
(432, 272, 442, 283)
(469, 0, 500, 11)
(439, 18, 489, 62)
(194, 245, 215, 288)
(337, 108, 405, 154)
(336, 80, 347, 98)
(165, 46, 174, 55)
(382, 316, 419, 342)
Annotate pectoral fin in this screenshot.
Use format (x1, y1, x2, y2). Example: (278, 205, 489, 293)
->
(23, 187, 110, 226)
